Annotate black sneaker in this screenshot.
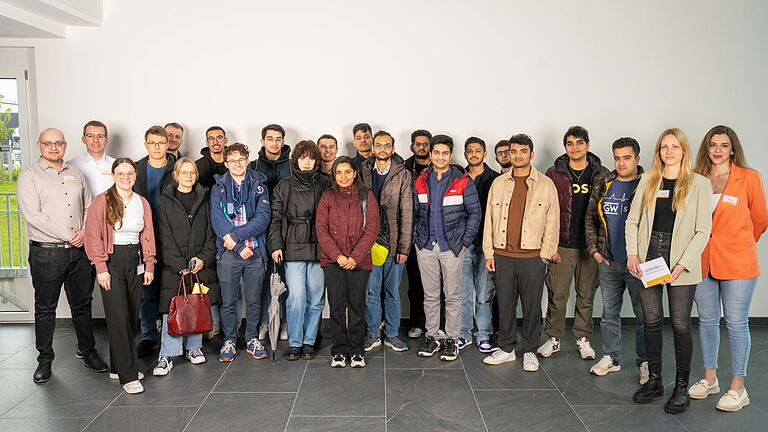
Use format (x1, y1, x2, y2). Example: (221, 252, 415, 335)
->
(364, 335, 381, 352)
(417, 336, 441, 357)
(83, 353, 109, 373)
(75, 345, 83, 359)
(439, 338, 458, 361)
(330, 354, 346, 368)
(283, 347, 301, 361)
(136, 339, 159, 358)
(301, 345, 316, 360)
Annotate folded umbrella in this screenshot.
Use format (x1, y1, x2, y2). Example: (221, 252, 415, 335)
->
(268, 262, 287, 361)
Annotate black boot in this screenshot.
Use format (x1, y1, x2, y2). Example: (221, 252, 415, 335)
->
(664, 373, 691, 414)
(633, 362, 664, 404)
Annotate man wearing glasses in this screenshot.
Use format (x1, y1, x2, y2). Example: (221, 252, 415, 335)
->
(69, 120, 115, 196)
(18, 128, 109, 383)
(360, 131, 413, 353)
(494, 140, 512, 174)
(133, 125, 176, 357)
(196, 126, 229, 188)
(165, 122, 184, 160)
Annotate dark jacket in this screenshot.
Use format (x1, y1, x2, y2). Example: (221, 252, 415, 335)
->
(133, 154, 176, 203)
(249, 145, 291, 194)
(466, 163, 500, 247)
(584, 166, 644, 260)
(412, 165, 482, 256)
(315, 185, 380, 271)
(268, 166, 330, 261)
(360, 154, 414, 257)
(209, 169, 272, 264)
(195, 147, 227, 189)
(156, 183, 220, 314)
(404, 156, 430, 180)
(545, 152, 610, 243)
(353, 151, 371, 171)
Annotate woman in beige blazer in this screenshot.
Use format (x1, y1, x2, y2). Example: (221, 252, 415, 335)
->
(625, 128, 712, 414)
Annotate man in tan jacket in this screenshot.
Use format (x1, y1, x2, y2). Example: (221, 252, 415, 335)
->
(481, 134, 559, 372)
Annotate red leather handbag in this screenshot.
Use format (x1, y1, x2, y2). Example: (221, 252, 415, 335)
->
(167, 273, 213, 336)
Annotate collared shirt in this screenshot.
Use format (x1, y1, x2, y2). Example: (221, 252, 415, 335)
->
(373, 160, 392, 176)
(69, 152, 116, 196)
(425, 170, 450, 252)
(17, 157, 92, 243)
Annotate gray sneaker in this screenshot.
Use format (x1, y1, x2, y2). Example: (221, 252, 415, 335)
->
(364, 335, 381, 352)
(384, 336, 409, 352)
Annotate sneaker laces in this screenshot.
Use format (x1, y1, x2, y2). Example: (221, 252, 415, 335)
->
(157, 356, 170, 368)
(222, 340, 236, 354)
(189, 348, 203, 358)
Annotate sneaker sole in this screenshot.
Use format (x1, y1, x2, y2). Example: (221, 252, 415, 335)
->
(383, 341, 409, 352)
(537, 347, 560, 358)
(590, 365, 621, 376)
(365, 340, 382, 352)
(716, 397, 750, 412)
(580, 353, 596, 360)
(350, 362, 366, 368)
(483, 357, 515, 365)
(219, 357, 235, 363)
(330, 362, 346, 368)
(689, 387, 720, 400)
(83, 362, 109, 373)
(418, 349, 439, 357)
(523, 364, 539, 372)
(440, 354, 458, 361)
(478, 347, 499, 354)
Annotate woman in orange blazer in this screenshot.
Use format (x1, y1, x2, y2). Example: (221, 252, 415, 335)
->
(688, 126, 768, 412)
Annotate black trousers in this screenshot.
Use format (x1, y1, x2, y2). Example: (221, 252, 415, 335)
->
(639, 231, 695, 378)
(28, 244, 96, 363)
(494, 255, 545, 353)
(323, 264, 369, 356)
(102, 244, 143, 384)
(405, 247, 425, 329)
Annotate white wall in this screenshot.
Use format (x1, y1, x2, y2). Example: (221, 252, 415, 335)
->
(2, 0, 768, 318)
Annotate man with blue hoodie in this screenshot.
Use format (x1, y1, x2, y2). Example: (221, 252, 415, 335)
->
(413, 134, 482, 362)
(211, 143, 272, 362)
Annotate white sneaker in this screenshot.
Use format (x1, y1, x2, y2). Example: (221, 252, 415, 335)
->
(350, 354, 366, 368)
(590, 355, 620, 376)
(330, 354, 346, 368)
(280, 323, 288, 341)
(716, 389, 750, 412)
(639, 361, 649, 385)
(122, 380, 144, 394)
(483, 349, 516, 365)
(537, 337, 560, 357)
(185, 349, 206, 365)
(523, 352, 540, 372)
(110, 372, 144, 380)
(688, 378, 720, 399)
(152, 356, 173, 376)
(258, 324, 269, 340)
(576, 337, 595, 360)
(407, 327, 423, 339)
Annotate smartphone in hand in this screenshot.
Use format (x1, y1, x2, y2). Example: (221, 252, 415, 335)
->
(188, 258, 197, 271)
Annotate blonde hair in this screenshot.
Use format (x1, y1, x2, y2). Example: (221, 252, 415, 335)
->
(642, 128, 694, 212)
(173, 157, 198, 182)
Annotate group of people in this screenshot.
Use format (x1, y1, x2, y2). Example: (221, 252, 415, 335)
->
(17, 120, 765, 415)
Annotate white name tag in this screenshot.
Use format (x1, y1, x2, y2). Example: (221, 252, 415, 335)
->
(101, 171, 112, 176)
(136, 263, 145, 275)
(62, 175, 76, 182)
(418, 193, 428, 203)
(723, 195, 738, 205)
(656, 190, 670, 198)
(443, 195, 464, 206)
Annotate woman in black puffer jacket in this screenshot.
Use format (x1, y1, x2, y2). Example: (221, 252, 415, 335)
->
(153, 158, 220, 375)
(268, 140, 330, 361)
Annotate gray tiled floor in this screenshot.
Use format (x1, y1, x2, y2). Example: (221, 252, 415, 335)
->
(1, 323, 767, 432)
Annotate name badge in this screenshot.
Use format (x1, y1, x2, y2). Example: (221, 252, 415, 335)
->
(656, 190, 670, 198)
(417, 193, 428, 204)
(226, 203, 235, 214)
(62, 175, 76, 182)
(136, 263, 145, 275)
(723, 195, 738, 205)
(101, 171, 112, 176)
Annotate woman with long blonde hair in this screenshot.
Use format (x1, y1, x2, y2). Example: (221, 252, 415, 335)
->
(625, 128, 712, 414)
(687, 126, 767, 412)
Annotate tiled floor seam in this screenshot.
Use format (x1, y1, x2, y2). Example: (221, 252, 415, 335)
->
(180, 361, 231, 432)
(282, 359, 310, 432)
(459, 355, 490, 432)
(540, 364, 592, 432)
(383, 345, 388, 432)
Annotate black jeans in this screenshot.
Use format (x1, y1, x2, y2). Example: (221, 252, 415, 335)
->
(323, 264, 369, 356)
(639, 231, 695, 377)
(405, 247, 425, 329)
(495, 255, 545, 353)
(28, 244, 96, 363)
(102, 244, 143, 384)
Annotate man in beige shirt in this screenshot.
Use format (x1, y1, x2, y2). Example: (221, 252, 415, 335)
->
(17, 128, 108, 384)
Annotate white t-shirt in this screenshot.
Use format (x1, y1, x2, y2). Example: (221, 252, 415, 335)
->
(113, 194, 144, 245)
(712, 193, 722, 212)
(69, 152, 116, 196)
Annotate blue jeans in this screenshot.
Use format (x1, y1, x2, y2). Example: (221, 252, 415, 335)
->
(211, 292, 242, 334)
(365, 257, 404, 338)
(159, 314, 202, 357)
(285, 261, 325, 348)
(217, 250, 265, 342)
(695, 276, 757, 377)
(597, 261, 646, 365)
(460, 245, 494, 341)
(140, 278, 160, 340)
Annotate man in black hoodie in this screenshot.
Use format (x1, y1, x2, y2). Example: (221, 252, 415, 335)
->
(250, 123, 291, 339)
(196, 126, 228, 189)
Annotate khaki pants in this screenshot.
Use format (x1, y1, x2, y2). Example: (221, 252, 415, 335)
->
(544, 246, 599, 339)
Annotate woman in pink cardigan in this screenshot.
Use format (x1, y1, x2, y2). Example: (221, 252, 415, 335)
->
(85, 158, 156, 395)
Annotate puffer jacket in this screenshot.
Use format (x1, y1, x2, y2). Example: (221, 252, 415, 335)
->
(268, 166, 330, 261)
(156, 183, 220, 314)
(250, 145, 291, 194)
(584, 166, 644, 260)
(315, 185, 380, 271)
(360, 153, 414, 257)
(412, 165, 482, 256)
(545, 152, 610, 243)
